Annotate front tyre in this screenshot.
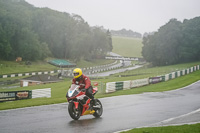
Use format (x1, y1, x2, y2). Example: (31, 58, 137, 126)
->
(68, 102, 81, 120)
(93, 99, 103, 118)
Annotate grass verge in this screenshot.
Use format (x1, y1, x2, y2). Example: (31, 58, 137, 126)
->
(121, 123, 200, 133)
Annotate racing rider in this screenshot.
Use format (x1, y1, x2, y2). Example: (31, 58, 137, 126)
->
(72, 68, 96, 106)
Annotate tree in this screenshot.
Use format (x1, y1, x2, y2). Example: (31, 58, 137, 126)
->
(0, 0, 113, 61)
(142, 17, 200, 66)
(180, 17, 200, 62)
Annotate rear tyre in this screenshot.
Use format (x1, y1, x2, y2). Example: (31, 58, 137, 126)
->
(93, 99, 103, 118)
(68, 102, 81, 120)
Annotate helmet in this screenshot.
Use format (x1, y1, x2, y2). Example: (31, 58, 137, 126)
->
(73, 68, 82, 79)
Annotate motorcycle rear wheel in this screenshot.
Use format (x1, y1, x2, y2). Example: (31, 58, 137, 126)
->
(93, 99, 103, 118)
(68, 102, 81, 120)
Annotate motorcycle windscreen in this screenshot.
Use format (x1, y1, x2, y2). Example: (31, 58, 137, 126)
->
(68, 84, 79, 97)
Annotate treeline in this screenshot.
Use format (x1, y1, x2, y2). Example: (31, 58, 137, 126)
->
(111, 29, 142, 38)
(142, 17, 200, 66)
(0, 0, 112, 61)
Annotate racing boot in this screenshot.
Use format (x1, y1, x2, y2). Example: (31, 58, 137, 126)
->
(91, 99, 98, 108)
(88, 93, 97, 107)
(93, 99, 97, 106)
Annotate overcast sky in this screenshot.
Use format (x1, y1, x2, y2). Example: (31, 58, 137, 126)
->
(25, 0, 200, 34)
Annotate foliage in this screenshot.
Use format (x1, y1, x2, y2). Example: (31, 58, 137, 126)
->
(0, 0, 112, 61)
(142, 17, 200, 66)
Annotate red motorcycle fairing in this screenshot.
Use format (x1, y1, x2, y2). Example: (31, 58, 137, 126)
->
(81, 98, 91, 116)
(72, 95, 92, 116)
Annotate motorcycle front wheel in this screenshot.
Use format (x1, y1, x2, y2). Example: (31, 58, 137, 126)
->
(93, 99, 103, 118)
(68, 102, 81, 120)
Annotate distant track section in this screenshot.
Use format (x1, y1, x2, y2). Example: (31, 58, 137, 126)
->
(105, 56, 143, 61)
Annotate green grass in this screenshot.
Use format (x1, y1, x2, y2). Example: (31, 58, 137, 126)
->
(0, 59, 114, 75)
(122, 123, 200, 133)
(0, 60, 58, 75)
(112, 36, 143, 57)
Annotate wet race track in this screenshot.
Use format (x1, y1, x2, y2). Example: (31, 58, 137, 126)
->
(1, 81, 200, 133)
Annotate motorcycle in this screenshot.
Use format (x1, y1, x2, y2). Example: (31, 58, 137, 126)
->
(66, 84, 103, 120)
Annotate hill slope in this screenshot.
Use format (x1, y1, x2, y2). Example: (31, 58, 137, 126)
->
(112, 36, 143, 57)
